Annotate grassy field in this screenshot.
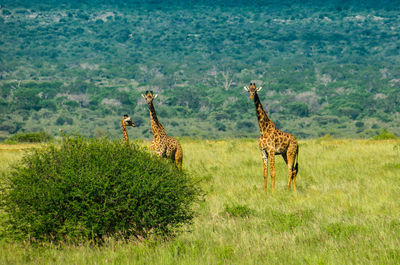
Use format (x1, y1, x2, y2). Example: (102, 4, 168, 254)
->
(0, 138, 399, 264)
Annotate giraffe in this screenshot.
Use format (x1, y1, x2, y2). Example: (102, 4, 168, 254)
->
(121, 114, 136, 143)
(142, 91, 183, 170)
(244, 83, 299, 190)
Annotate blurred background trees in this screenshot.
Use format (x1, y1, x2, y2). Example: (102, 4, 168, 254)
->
(0, 0, 399, 140)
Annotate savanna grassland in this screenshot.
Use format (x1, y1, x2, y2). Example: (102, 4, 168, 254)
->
(1, 138, 399, 264)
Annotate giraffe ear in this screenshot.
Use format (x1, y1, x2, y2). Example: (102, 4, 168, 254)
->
(257, 86, 262, 92)
(154, 94, 158, 99)
(141, 94, 146, 99)
(244, 86, 249, 91)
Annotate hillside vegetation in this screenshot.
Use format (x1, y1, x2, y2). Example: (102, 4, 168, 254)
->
(0, 138, 399, 264)
(0, 0, 399, 140)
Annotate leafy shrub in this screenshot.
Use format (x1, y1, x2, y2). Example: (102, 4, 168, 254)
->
(0, 121, 21, 134)
(312, 115, 339, 125)
(338, 107, 360, 119)
(371, 123, 379, 129)
(215, 122, 226, 132)
(373, 129, 397, 140)
(2, 9, 12, 15)
(5, 131, 53, 143)
(1, 136, 200, 243)
(236, 121, 256, 132)
(132, 116, 144, 127)
(55, 116, 73, 125)
(63, 100, 80, 110)
(287, 102, 309, 117)
(355, 121, 364, 128)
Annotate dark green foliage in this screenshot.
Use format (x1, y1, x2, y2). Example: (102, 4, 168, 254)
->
(1, 9, 12, 15)
(0, 1, 399, 138)
(1, 136, 200, 242)
(5, 131, 53, 143)
(0, 121, 21, 134)
(215, 122, 226, 132)
(355, 121, 364, 128)
(63, 100, 80, 110)
(312, 116, 339, 125)
(236, 121, 256, 132)
(55, 116, 73, 125)
(287, 102, 309, 117)
(339, 107, 362, 119)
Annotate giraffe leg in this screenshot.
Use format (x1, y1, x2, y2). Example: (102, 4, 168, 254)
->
(292, 152, 298, 191)
(261, 150, 268, 190)
(292, 173, 296, 191)
(286, 155, 294, 190)
(282, 153, 293, 189)
(175, 144, 183, 171)
(268, 152, 276, 191)
(287, 143, 298, 191)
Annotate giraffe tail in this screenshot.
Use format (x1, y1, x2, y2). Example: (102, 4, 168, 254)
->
(293, 145, 299, 179)
(175, 143, 183, 171)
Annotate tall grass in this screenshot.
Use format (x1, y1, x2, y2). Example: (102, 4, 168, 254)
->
(1, 139, 399, 264)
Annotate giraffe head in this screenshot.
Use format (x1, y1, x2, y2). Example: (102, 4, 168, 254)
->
(141, 90, 158, 105)
(123, 114, 136, 127)
(244, 82, 262, 99)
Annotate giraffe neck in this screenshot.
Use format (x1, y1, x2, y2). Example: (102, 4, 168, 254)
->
(121, 118, 129, 142)
(253, 92, 275, 134)
(148, 101, 166, 137)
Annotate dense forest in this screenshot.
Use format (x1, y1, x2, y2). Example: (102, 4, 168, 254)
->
(0, 0, 399, 140)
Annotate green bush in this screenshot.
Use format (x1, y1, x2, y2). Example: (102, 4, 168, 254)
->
(373, 129, 397, 140)
(287, 102, 309, 117)
(215, 122, 226, 132)
(5, 131, 53, 143)
(236, 121, 256, 132)
(0, 121, 21, 134)
(1, 9, 12, 15)
(312, 115, 339, 125)
(1, 136, 200, 243)
(338, 107, 360, 119)
(55, 116, 74, 125)
(355, 121, 364, 128)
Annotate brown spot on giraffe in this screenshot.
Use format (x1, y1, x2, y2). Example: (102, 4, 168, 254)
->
(121, 114, 136, 143)
(244, 82, 299, 190)
(142, 91, 183, 171)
